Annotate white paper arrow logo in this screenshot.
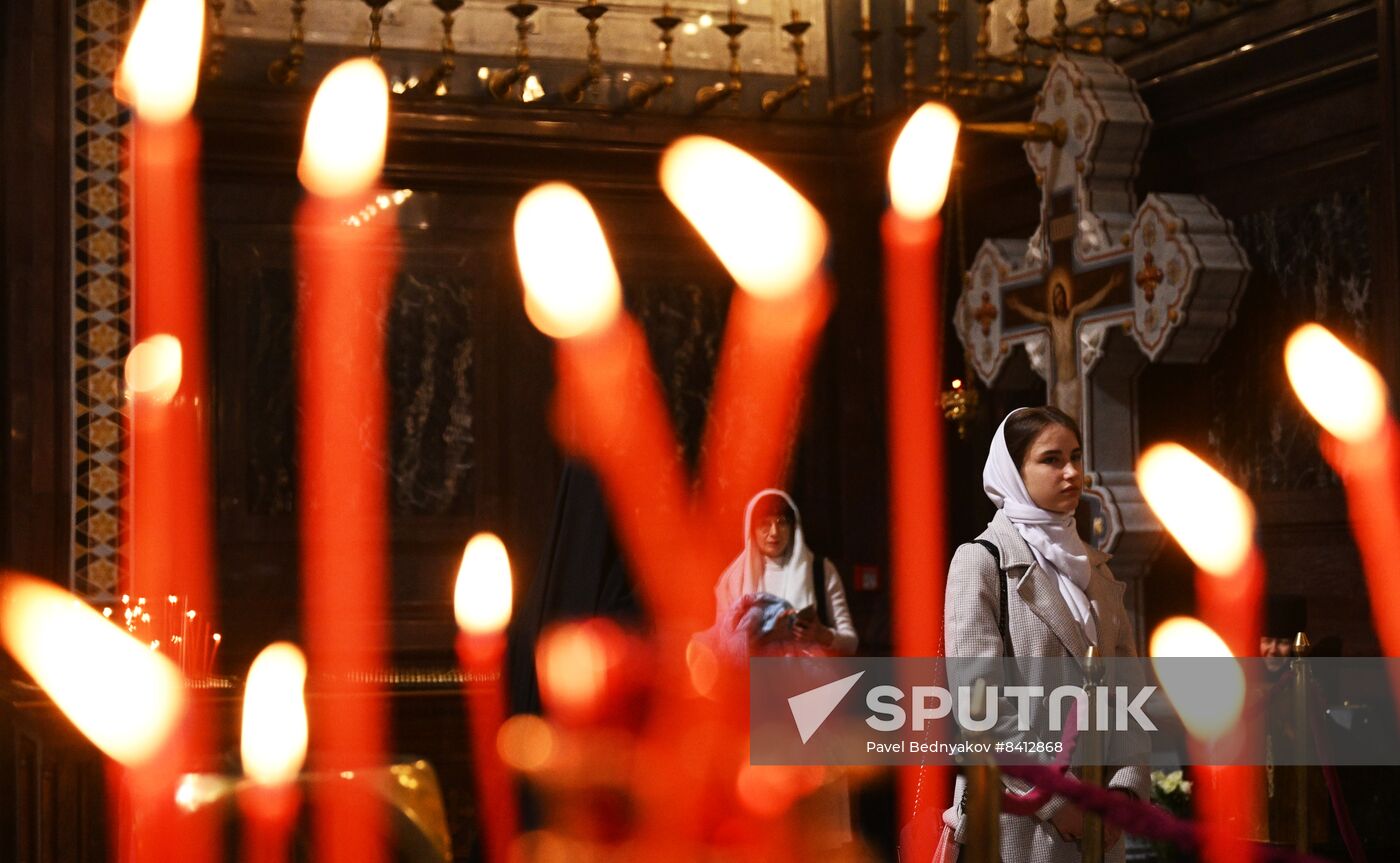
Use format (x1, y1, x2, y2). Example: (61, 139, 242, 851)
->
(787, 671, 865, 744)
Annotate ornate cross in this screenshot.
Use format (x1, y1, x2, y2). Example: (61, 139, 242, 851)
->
(954, 55, 1251, 589)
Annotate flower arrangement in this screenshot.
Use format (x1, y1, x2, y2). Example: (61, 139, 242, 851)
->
(1149, 769, 1193, 862)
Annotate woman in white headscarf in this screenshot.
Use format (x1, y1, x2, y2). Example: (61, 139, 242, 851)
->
(709, 489, 858, 661)
(938, 406, 1149, 863)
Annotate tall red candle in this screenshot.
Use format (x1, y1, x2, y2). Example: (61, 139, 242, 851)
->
(295, 58, 396, 863)
(1285, 325, 1400, 659)
(656, 136, 832, 542)
(453, 534, 518, 863)
(884, 103, 961, 846)
(115, 0, 218, 858)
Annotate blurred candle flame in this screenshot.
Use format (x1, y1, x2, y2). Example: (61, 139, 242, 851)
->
(454, 533, 514, 635)
(660, 136, 827, 300)
(1285, 323, 1387, 444)
(537, 623, 609, 716)
(1137, 443, 1254, 577)
(240, 642, 309, 786)
(116, 0, 204, 123)
(0, 573, 185, 766)
(513, 183, 623, 340)
(888, 102, 960, 221)
(1149, 616, 1244, 741)
(298, 59, 390, 198)
(124, 334, 184, 405)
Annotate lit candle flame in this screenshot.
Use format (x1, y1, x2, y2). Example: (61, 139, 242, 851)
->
(240, 642, 309, 786)
(453, 533, 514, 635)
(0, 574, 185, 766)
(116, 0, 204, 124)
(1137, 443, 1254, 577)
(1149, 616, 1244, 741)
(659, 136, 827, 300)
(298, 59, 390, 198)
(1284, 323, 1387, 444)
(513, 183, 622, 340)
(124, 335, 183, 405)
(888, 102, 960, 221)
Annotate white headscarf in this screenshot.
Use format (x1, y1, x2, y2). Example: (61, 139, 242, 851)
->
(715, 489, 817, 611)
(983, 408, 1097, 644)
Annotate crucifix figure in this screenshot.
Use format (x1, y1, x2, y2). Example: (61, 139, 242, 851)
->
(998, 190, 1133, 422)
(954, 54, 1250, 612)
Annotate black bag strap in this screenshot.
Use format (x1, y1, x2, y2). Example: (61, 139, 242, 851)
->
(810, 553, 832, 628)
(972, 539, 1013, 658)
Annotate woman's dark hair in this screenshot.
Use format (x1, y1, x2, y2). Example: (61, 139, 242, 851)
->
(751, 493, 795, 526)
(1004, 406, 1081, 470)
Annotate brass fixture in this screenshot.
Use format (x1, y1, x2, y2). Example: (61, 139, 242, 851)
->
(828, 15, 878, 118)
(488, 3, 538, 101)
(896, 9, 927, 110)
(761, 11, 812, 115)
(626, 4, 682, 110)
(267, 0, 307, 85)
(941, 376, 981, 439)
(205, 0, 227, 80)
(962, 119, 1067, 146)
(695, 7, 747, 113)
(419, 0, 465, 96)
(560, 0, 610, 103)
(362, 0, 392, 61)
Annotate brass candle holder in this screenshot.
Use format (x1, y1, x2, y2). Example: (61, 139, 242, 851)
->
(488, 3, 538, 101)
(1080, 645, 1105, 863)
(205, 0, 227, 80)
(828, 17, 878, 118)
(1293, 631, 1312, 854)
(362, 0, 392, 61)
(419, 0, 465, 96)
(964, 678, 1001, 863)
(940, 376, 980, 439)
(626, 5, 682, 110)
(896, 10, 927, 110)
(962, 119, 1067, 146)
(560, 0, 610, 103)
(695, 8, 747, 113)
(267, 0, 307, 85)
(761, 11, 812, 115)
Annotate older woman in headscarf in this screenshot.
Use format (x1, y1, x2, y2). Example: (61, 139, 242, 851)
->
(708, 488, 858, 661)
(939, 406, 1149, 863)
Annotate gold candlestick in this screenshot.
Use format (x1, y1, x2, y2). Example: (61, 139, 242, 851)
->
(626, 4, 681, 109)
(964, 678, 1001, 863)
(761, 11, 812, 115)
(205, 0, 227, 80)
(828, 16, 879, 118)
(1080, 645, 1105, 863)
(489, 3, 538, 100)
(560, 0, 610, 103)
(895, 10, 927, 111)
(267, 0, 308, 85)
(362, 0, 391, 61)
(419, 0, 465, 96)
(695, 7, 747, 112)
(1293, 631, 1312, 853)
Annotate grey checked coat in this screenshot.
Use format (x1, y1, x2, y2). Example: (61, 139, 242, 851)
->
(942, 510, 1151, 863)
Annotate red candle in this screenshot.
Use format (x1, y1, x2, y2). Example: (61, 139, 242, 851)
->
(453, 534, 517, 863)
(883, 103, 961, 839)
(295, 58, 396, 863)
(1285, 325, 1400, 658)
(240, 642, 309, 863)
(0, 574, 188, 862)
(513, 184, 711, 629)
(1151, 617, 1253, 863)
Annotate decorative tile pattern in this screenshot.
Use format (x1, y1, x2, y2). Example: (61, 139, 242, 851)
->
(71, 0, 134, 598)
